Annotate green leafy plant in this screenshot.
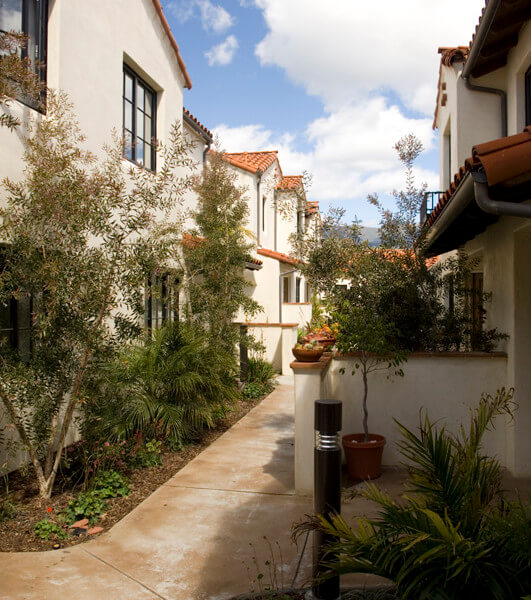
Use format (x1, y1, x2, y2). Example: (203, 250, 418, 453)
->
(0, 496, 15, 522)
(300, 388, 530, 600)
(65, 490, 107, 524)
(242, 382, 270, 400)
(86, 322, 239, 447)
(92, 470, 130, 499)
(133, 439, 163, 468)
(243, 357, 277, 400)
(33, 519, 67, 541)
(0, 92, 193, 499)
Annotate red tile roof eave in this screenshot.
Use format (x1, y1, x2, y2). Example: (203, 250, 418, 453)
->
(151, 0, 192, 89)
(222, 151, 280, 175)
(257, 248, 299, 267)
(183, 108, 213, 140)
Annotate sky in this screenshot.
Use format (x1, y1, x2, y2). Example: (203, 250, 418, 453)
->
(162, 0, 486, 226)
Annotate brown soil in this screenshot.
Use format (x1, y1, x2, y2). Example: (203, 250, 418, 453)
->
(0, 394, 264, 553)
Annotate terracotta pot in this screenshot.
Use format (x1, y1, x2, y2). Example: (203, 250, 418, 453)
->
(292, 347, 324, 362)
(342, 433, 386, 480)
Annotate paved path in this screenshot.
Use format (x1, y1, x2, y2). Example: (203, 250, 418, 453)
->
(0, 376, 395, 600)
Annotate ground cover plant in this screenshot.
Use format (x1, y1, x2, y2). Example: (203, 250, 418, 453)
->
(300, 389, 531, 600)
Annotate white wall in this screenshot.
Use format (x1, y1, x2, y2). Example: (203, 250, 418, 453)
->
(292, 354, 510, 494)
(245, 324, 297, 375)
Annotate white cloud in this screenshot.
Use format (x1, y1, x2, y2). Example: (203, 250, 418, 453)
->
(168, 0, 233, 33)
(253, 0, 485, 115)
(197, 0, 233, 33)
(213, 98, 438, 218)
(205, 35, 239, 66)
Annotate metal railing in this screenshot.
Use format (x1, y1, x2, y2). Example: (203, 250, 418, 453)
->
(420, 191, 444, 224)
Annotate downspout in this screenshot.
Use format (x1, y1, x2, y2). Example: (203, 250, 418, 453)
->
(461, 0, 507, 137)
(472, 170, 531, 217)
(256, 170, 262, 245)
(274, 191, 278, 251)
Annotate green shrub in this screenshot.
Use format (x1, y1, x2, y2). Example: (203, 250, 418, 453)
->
(242, 381, 270, 400)
(34, 519, 67, 540)
(133, 439, 163, 467)
(305, 389, 531, 600)
(83, 322, 240, 447)
(65, 490, 107, 524)
(92, 470, 130, 498)
(247, 357, 277, 387)
(0, 497, 15, 522)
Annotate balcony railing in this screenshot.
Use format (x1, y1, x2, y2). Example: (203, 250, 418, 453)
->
(420, 191, 444, 224)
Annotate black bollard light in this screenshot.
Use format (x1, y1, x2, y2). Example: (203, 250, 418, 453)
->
(313, 399, 342, 600)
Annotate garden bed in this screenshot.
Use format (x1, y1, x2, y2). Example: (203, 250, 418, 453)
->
(0, 393, 264, 553)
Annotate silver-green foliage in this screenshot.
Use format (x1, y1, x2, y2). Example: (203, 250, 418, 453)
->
(307, 389, 530, 599)
(0, 92, 192, 498)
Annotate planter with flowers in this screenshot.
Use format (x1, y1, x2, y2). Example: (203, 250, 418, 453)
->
(301, 323, 338, 350)
(292, 339, 325, 362)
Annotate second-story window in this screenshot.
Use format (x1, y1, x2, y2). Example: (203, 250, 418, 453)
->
(262, 196, 266, 232)
(526, 66, 531, 127)
(0, 0, 48, 89)
(123, 65, 156, 171)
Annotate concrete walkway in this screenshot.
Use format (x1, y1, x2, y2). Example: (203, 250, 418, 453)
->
(0, 376, 395, 600)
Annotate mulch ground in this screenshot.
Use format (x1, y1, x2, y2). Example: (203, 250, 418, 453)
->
(0, 394, 264, 552)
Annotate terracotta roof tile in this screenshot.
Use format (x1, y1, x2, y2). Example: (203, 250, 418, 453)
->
(306, 200, 319, 215)
(276, 175, 303, 191)
(465, 126, 531, 186)
(424, 127, 531, 230)
(432, 46, 469, 130)
(183, 108, 212, 140)
(151, 0, 191, 89)
(257, 248, 299, 266)
(223, 151, 279, 175)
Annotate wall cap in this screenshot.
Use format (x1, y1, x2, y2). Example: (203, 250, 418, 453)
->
(334, 351, 508, 359)
(290, 355, 333, 371)
(236, 322, 299, 328)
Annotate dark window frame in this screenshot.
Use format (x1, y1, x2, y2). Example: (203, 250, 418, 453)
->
(145, 273, 179, 332)
(525, 66, 531, 127)
(0, 0, 48, 110)
(295, 277, 301, 303)
(123, 64, 157, 172)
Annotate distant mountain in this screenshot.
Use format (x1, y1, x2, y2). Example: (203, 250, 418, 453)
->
(360, 227, 380, 247)
(322, 225, 380, 246)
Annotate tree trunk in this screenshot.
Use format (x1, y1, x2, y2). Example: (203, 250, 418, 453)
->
(362, 367, 369, 443)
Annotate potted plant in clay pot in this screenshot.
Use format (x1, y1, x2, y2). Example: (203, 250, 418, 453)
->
(292, 339, 325, 362)
(333, 247, 407, 480)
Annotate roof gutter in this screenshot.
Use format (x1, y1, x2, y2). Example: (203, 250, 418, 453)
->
(423, 172, 474, 249)
(472, 170, 531, 217)
(461, 0, 507, 137)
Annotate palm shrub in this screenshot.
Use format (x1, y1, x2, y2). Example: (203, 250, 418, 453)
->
(85, 322, 239, 448)
(302, 389, 530, 599)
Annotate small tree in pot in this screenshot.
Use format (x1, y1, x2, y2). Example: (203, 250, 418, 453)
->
(333, 245, 407, 480)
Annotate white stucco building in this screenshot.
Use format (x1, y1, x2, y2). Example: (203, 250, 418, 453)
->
(423, 0, 531, 477)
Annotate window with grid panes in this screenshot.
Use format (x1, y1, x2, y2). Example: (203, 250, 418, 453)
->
(145, 273, 179, 331)
(0, 0, 48, 95)
(123, 66, 156, 171)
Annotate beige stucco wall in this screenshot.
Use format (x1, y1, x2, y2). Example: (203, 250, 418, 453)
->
(293, 354, 509, 495)
(435, 20, 531, 189)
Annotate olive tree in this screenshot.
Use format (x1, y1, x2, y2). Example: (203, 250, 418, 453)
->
(0, 92, 192, 498)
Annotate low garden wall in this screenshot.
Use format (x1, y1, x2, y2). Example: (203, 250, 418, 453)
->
(292, 352, 509, 495)
(242, 323, 298, 375)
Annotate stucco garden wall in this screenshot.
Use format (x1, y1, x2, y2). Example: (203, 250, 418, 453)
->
(292, 353, 509, 495)
(281, 303, 311, 328)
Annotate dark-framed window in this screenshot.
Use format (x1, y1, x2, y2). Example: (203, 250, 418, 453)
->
(145, 273, 178, 331)
(525, 66, 531, 127)
(123, 65, 156, 171)
(282, 276, 290, 303)
(470, 272, 484, 350)
(295, 277, 301, 303)
(0, 0, 48, 95)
